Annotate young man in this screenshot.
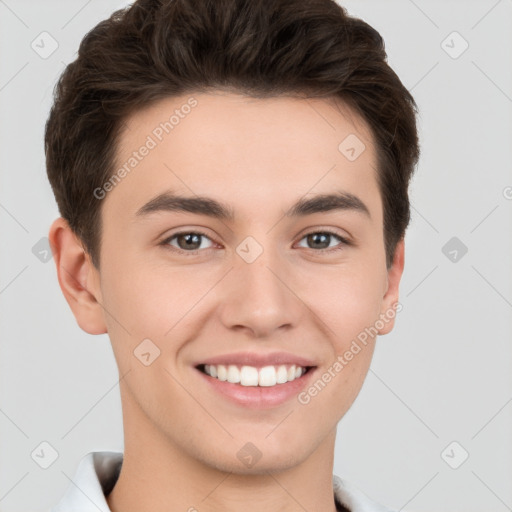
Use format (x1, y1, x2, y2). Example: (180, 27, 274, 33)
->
(46, 0, 419, 511)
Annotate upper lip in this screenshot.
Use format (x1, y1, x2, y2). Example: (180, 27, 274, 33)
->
(196, 351, 317, 368)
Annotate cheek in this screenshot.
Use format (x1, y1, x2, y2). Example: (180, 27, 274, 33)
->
(97, 252, 168, 369)
(331, 349, 374, 413)
(299, 264, 385, 347)
(100, 252, 174, 332)
(98, 253, 213, 366)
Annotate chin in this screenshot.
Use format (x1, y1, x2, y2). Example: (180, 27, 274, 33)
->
(200, 442, 307, 475)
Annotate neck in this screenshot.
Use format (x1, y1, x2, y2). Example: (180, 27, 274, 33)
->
(107, 388, 339, 512)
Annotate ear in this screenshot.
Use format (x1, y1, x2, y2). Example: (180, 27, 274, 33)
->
(48, 217, 107, 335)
(378, 238, 405, 335)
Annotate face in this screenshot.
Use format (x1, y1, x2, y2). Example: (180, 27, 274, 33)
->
(52, 91, 404, 474)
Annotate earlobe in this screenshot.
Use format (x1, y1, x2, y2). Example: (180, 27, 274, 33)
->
(48, 217, 107, 335)
(378, 238, 405, 335)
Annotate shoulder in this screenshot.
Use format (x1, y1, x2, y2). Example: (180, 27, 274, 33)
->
(333, 475, 398, 512)
(49, 451, 123, 512)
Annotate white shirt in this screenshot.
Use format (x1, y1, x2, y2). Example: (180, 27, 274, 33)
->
(49, 451, 396, 512)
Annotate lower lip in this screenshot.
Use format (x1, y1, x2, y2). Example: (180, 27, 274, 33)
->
(195, 366, 317, 409)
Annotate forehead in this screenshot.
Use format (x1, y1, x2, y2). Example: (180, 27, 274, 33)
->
(105, 91, 381, 225)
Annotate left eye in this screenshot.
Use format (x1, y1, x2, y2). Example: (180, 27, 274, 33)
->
(161, 230, 349, 254)
(296, 231, 349, 252)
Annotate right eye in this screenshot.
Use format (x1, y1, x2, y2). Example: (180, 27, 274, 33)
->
(160, 230, 216, 255)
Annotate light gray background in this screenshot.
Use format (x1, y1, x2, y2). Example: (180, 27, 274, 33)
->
(1, 1, 511, 511)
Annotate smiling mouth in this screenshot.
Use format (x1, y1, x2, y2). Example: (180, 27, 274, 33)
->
(196, 363, 315, 387)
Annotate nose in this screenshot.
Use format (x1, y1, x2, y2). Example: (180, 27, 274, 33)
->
(217, 245, 304, 339)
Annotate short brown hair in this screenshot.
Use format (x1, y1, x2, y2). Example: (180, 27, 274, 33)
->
(45, 0, 420, 269)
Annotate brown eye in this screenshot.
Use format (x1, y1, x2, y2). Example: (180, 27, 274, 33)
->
(296, 231, 349, 253)
(161, 231, 214, 253)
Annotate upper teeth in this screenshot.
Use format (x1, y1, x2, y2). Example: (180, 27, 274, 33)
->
(203, 364, 306, 387)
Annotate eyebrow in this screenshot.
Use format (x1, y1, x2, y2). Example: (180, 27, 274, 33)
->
(134, 190, 371, 221)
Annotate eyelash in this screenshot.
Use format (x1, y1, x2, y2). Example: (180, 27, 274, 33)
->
(159, 229, 351, 256)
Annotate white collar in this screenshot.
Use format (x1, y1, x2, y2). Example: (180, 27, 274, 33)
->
(51, 451, 394, 512)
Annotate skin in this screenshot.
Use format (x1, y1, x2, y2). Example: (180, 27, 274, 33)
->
(49, 91, 404, 512)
